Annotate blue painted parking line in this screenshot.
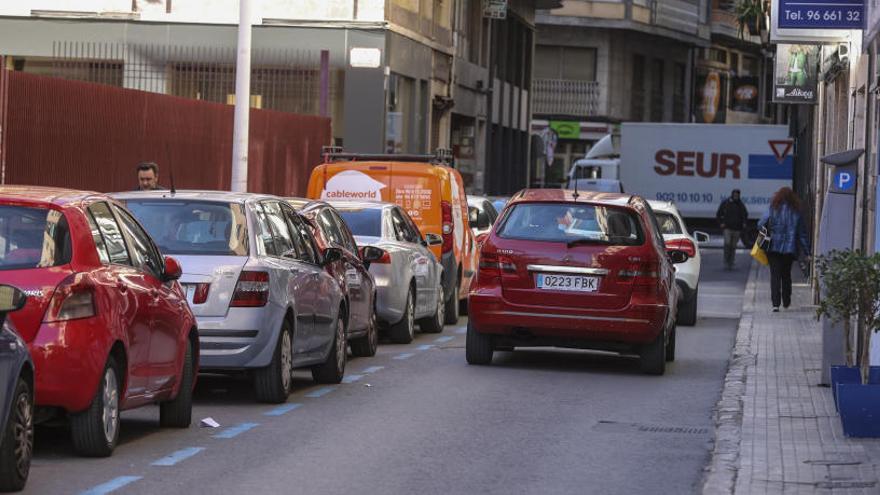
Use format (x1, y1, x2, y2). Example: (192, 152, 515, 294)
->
(342, 374, 364, 384)
(434, 336, 455, 343)
(151, 447, 205, 466)
(264, 403, 302, 416)
(393, 352, 415, 360)
(455, 327, 467, 335)
(415, 344, 434, 351)
(361, 366, 384, 374)
(305, 386, 336, 398)
(79, 476, 143, 495)
(212, 422, 259, 439)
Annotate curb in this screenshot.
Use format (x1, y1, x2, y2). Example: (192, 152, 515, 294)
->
(700, 261, 759, 495)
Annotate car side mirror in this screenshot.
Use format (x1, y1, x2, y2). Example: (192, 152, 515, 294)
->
(360, 246, 385, 266)
(668, 250, 689, 264)
(425, 233, 443, 247)
(0, 285, 27, 322)
(322, 247, 343, 266)
(693, 231, 710, 244)
(163, 256, 183, 282)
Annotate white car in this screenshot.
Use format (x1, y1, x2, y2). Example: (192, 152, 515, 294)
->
(648, 200, 708, 326)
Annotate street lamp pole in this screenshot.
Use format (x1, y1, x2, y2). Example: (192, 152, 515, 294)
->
(231, 0, 252, 192)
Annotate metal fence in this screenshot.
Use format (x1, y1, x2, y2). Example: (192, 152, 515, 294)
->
(47, 41, 341, 117)
(532, 79, 600, 117)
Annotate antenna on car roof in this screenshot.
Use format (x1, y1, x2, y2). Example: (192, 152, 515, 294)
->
(572, 175, 580, 200)
(165, 144, 176, 196)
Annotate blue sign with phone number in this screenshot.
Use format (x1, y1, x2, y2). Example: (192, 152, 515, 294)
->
(778, 0, 865, 29)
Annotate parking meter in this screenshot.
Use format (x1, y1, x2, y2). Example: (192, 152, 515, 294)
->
(818, 149, 863, 385)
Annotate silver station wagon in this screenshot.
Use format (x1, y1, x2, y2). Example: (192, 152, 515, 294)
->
(114, 191, 347, 403)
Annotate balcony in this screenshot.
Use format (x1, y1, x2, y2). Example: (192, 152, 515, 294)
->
(533, 79, 600, 117)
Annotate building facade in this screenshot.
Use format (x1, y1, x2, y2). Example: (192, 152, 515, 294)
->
(0, 0, 551, 194)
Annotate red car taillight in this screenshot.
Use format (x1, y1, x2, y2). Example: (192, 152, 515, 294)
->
(441, 200, 454, 254)
(373, 251, 392, 264)
(619, 259, 660, 296)
(44, 275, 96, 322)
(665, 238, 696, 258)
(477, 251, 515, 283)
(230, 271, 270, 307)
(192, 283, 211, 305)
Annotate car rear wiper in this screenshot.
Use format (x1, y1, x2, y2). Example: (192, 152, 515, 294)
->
(566, 238, 609, 248)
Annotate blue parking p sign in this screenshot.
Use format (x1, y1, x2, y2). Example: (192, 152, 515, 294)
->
(778, 0, 865, 29)
(835, 170, 855, 191)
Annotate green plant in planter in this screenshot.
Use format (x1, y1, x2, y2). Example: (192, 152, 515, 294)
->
(735, 0, 768, 38)
(816, 250, 880, 385)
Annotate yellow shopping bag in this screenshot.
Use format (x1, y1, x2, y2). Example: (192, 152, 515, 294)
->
(750, 241, 769, 266)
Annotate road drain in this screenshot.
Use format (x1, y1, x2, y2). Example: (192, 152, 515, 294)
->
(816, 481, 876, 489)
(593, 420, 708, 435)
(804, 459, 862, 466)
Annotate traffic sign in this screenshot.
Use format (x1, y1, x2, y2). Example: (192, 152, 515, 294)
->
(778, 0, 865, 29)
(834, 170, 856, 191)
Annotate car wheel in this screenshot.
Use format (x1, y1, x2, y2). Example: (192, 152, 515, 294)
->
(350, 313, 379, 358)
(419, 285, 445, 334)
(444, 278, 460, 325)
(465, 321, 493, 365)
(0, 377, 33, 492)
(665, 324, 676, 362)
(312, 310, 347, 384)
(677, 288, 698, 327)
(254, 321, 293, 404)
(159, 339, 195, 428)
(639, 329, 667, 376)
(389, 288, 415, 344)
(71, 357, 121, 457)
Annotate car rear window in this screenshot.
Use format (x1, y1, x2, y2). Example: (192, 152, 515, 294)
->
(336, 209, 383, 237)
(124, 200, 249, 256)
(0, 206, 71, 270)
(497, 203, 644, 246)
(655, 212, 683, 235)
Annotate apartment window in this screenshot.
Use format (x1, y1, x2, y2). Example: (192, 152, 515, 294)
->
(632, 55, 646, 121)
(673, 63, 687, 122)
(650, 59, 665, 121)
(708, 48, 727, 64)
(741, 55, 759, 76)
(534, 46, 597, 81)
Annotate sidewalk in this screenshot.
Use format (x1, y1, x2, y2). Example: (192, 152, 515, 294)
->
(702, 262, 880, 494)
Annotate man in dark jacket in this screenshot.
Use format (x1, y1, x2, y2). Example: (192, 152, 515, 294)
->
(716, 189, 748, 270)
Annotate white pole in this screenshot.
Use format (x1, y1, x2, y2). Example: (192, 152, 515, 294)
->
(231, 0, 252, 192)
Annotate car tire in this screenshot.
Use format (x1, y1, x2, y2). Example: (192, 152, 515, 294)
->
(639, 330, 667, 376)
(465, 321, 493, 365)
(312, 310, 347, 384)
(665, 324, 676, 362)
(350, 313, 379, 358)
(70, 357, 121, 457)
(677, 288, 698, 327)
(444, 278, 460, 325)
(254, 321, 293, 404)
(159, 339, 194, 428)
(0, 377, 32, 492)
(389, 288, 415, 344)
(419, 285, 445, 334)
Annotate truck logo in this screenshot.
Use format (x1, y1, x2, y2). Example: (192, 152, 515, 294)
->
(321, 170, 387, 200)
(747, 140, 794, 180)
(654, 150, 741, 178)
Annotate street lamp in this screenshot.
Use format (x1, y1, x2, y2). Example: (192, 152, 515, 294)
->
(231, 0, 252, 193)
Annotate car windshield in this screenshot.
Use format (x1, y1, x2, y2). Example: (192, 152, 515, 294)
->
(0, 205, 71, 270)
(497, 203, 643, 246)
(655, 212, 683, 235)
(124, 200, 249, 256)
(336, 208, 382, 237)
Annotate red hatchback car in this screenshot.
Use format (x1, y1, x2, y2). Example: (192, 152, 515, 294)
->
(467, 189, 689, 375)
(0, 187, 198, 457)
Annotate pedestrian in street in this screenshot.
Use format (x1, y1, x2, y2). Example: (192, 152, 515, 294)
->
(716, 189, 749, 270)
(136, 161, 165, 191)
(758, 187, 810, 312)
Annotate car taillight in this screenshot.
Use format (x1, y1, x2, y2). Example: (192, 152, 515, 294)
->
(231, 271, 270, 307)
(192, 283, 211, 305)
(441, 200, 454, 254)
(619, 259, 660, 295)
(477, 251, 515, 283)
(666, 238, 696, 258)
(373, 251, 392, 264)
(44, 276, 96, 322)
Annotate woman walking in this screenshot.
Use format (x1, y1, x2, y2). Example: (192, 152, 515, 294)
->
(758, 187, 810, 312)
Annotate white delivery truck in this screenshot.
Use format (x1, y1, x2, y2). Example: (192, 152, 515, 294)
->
(568, 123, 794, 219)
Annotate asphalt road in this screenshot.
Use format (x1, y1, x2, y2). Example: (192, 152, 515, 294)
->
(22, 250, 750, 495)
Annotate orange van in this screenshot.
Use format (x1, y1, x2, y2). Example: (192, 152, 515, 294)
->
(307, 148, 477, 324)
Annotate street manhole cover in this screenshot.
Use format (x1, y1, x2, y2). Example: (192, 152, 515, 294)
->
(594, 420, 708, 435)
